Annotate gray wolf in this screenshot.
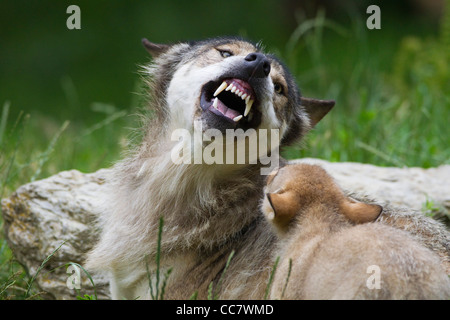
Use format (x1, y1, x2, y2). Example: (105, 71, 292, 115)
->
(86, 36, 448, 300)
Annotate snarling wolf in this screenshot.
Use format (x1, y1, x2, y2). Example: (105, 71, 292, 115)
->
(86, 37, 449, 299)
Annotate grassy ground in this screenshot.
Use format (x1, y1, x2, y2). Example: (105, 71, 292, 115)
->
(1, 9, 449, 299)
(282, 9, 449, 167)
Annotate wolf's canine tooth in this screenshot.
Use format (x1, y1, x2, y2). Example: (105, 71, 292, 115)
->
(233, 115, 243, 122)
(244, 99, 254, 117)
(213, 81, 228, 97)
(211, 79, 257, 119)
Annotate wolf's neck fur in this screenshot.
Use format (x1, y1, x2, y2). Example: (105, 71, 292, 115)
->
(93, 138, 268, 271)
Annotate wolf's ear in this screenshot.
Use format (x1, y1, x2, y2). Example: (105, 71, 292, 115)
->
(300, 97, 335, 127)
(340, 199, 382, 224)
(267, 191, 298, 222)
(142, 38, 170, 58)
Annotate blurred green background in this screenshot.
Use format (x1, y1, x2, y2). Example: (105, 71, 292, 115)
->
(1, 0, 449, 190)
(0, 0, 444, 118)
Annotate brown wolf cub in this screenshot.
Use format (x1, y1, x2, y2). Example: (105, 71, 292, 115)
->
(262, 163, 450, 299)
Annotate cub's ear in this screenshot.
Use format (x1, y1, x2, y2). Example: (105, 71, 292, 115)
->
(300, 97, 335, 127)
(142, 38, 171, 58)
(266, 167, 279, 185)
(340, 200, 382, 224)
(267, 191, 299, 222)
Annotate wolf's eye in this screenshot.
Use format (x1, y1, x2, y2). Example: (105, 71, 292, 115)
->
(218, 50, 233, 58)
(274, 83, 284, 95)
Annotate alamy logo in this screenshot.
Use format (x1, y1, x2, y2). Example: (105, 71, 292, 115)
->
(66, 264, 81, 290)
(170, 121, 280, 175)
(366, 265, 381, 289)
(66, 5, 81, 30)
(366, 5, 381, 29)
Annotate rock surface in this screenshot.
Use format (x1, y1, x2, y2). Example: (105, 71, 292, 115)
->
(293, 158, 450, 214)
(1, 169, 112, 300)
(1, 159, 449, 299)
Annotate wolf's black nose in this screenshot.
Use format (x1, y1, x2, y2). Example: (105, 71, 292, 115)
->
(244, 52, 271, 78)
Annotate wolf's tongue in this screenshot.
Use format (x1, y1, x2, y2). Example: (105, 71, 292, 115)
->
(212, 98, 241, 120)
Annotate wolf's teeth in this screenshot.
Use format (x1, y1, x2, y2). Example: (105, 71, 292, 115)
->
(245, 96, 250, 104)
(230, 85, 237, 93)
(236, 90, 243, 97)
(213, 97, 218, 109)
(233, 115, 243, 122)
(241, 93, 247, 100)
(225, 83, 233, 91)
(244, 99, 254, 117)
(213, 81, 228, 97)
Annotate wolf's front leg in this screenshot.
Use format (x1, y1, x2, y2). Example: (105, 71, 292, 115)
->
(109, 265, 150, 300)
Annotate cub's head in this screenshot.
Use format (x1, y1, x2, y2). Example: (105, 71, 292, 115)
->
(262, 164, 382, 234)
(141, 37, 334, 147)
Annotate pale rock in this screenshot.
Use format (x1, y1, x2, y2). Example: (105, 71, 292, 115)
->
(293, 158, 450, 213)
(1, 169, 112, 299)
(1, 159, 449, 299)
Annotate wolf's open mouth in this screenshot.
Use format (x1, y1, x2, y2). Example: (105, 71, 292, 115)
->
(200, 78, 261, 128)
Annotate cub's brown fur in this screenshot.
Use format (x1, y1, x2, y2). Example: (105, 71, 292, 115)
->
(86, 37, 449, 300)
(263, 164, 450, 299)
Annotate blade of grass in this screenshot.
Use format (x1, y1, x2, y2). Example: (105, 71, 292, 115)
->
(31, 120, 70, 182)
(281, 258, 292, 299)
(61, 75, 80, 111)
(207, 281, 214, 300)
(356, 140, 406, 167)
(155, 216, 163, 300)
(0, 101, 10, 148)
(66, 262, 98, 300)
(0, 270, 22, 298)
(26, 241, 66, 297)
(37, 261, 99, 300)
(212, 250, 235, 300)
(0, 113, 28, 201)
(78, 110, 126, 140)
(264, 256, 280, 300)
(286, 9, 348, 60)
(189, 291, 198, 300)
(158, 267, 172, 300)
(145, 255, 155, 300)
(146, 216, 169, 300)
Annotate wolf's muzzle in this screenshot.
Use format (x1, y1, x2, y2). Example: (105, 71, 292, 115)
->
(243, 52, 271, 78)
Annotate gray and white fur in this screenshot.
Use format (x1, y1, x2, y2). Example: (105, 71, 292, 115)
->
(86, 37, 448, 300)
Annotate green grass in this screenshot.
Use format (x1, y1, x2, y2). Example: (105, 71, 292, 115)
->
(1, 9, 449, 299)
(0, 103, 131, 299)
(281, 9, 450, 167)
(146, 217, 173, 300)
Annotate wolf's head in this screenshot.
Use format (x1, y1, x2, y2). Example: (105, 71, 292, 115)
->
(262, 164, 382, 234)
(141, 37, 334, 149)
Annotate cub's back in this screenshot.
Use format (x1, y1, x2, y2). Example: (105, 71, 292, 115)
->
(302, 223, 450, 299)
